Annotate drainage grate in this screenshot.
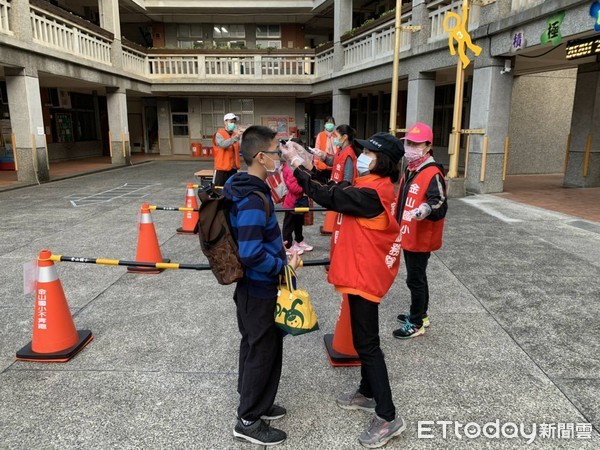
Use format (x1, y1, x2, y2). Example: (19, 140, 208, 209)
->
(66, 183, 161, 207)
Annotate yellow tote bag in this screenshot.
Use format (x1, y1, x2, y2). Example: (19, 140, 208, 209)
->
(275, 266, 319, 336)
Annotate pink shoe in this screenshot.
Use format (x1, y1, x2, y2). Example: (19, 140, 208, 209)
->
(296, 241, 313, 252)
(290, 243, 304, 255)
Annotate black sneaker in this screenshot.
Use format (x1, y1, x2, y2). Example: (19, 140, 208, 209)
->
(233, 419, 287, 446)
(261, 404, 286, 420)
(397, 313, 430, 328)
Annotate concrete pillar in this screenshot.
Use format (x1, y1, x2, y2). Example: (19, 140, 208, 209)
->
(405, 71, 435, 127)
(99, 0, 123, 69)
(332, 89, 351, 125)
(564, 62, 600, 187)
(8, 0, 32, 41)
(5, 67, 49, 183)
(157, 99, 172, 156)
(411, 0, 431, 48)
(106, 87, 130, 165)
(333, 0, 353, 72)
(465, 55, 513, 194)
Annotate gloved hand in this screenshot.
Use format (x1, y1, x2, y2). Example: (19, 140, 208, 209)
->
(309, 147, 327, 161)
(280, 141, 309, 169)
(409, 203, 432, 220)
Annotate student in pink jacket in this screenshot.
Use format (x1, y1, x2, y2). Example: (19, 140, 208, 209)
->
(281, 139, 314, 256)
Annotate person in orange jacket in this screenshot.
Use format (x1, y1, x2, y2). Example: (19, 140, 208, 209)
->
(280, 133, 407, 449)
(392, 122, 447, 339)
(313, 116, 336, 179)
(213, 112, 242, 187)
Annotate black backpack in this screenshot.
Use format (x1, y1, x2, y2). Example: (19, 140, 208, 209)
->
(196, 184, 269, 285)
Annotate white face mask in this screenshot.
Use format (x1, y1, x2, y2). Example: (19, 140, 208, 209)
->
(356, 153, 373, 176)
(265, 157, 281, 176)
(404, 145, 424, 162)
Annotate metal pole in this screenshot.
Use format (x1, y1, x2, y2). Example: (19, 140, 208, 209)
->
(447, 0, 469, 179)
(388, 0, 403, 135)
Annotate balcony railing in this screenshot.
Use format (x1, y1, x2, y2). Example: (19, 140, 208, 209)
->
(343, 13, 413, 70)
(315, 46, 334, 78)
(0, 0, 11, 35)
(511, 0, 544, 11)
(429, 0, 479, 42)
(30, 4, 111, 65)
(135, 53, 315, 79)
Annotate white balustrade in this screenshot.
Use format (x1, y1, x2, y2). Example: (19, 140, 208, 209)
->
(429, 0, 479, 42)
(30, 6, 111, 64)
(122, 46, 147, 75)
(343, 13, 412, 70)
(511, 0, 544, 12)
(0, 0, 11, 35)
(315, 48, 334, 77)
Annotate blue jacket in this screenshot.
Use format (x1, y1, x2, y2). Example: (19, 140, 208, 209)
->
(222, 172, 286, 298)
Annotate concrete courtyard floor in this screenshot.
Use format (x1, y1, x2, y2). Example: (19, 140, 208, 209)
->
(0, 160, 598, 449)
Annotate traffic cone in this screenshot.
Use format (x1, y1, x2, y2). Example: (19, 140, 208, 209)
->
(16, 250, 93, 363)
(323, 294, 361, 367)
(176, 183, 199, 234)
(320, 211, 337, 236)
(128, 203, 170, 274)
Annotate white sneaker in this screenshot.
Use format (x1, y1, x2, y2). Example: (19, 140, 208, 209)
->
(290, 243, 304, 255)
(296, 241, 313, 252)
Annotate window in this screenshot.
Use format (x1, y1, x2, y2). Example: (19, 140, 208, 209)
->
(200, 98, 254, 139)
(256, 25, 280, 38)
(177, 24, 205, 49)
(171, 98, 189, 136)
(256, 40, 281, 49)
(213, 24, 245, 39)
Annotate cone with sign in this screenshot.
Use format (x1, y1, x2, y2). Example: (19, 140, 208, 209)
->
(176, 183, 200, 234)
(320, 211, 337, 236)
(16, 250, 93, 363)
(128, 203, 170, 274)
(323, 294, 361, 367)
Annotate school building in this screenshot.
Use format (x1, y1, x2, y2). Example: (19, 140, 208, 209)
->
(0, 0, 598, 194)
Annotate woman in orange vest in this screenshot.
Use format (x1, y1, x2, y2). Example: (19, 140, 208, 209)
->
(313, 116, 336, 180)
(281, 133, 407, 449)
(312, 124, 359, 235)
(213, 112, 242, 187)
(392, 122, 447, 339)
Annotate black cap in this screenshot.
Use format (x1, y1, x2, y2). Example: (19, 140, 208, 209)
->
(355, 132, 405, 164)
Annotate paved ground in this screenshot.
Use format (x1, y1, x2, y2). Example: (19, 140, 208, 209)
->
(0, 160, 599, 449)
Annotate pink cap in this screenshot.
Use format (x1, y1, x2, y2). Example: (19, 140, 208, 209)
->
(402, 122, 433, 143)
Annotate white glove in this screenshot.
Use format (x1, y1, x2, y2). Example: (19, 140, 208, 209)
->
(280, 141, 304, 163)
(410, 203, 432, 220)
(309, 147, 327, 161)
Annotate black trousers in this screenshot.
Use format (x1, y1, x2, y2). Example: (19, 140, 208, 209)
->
(214, 169, 237, 187)
(234, 282, 283, 422)
(282, 211, 304, 248)
(403, 250, 431, 327)
(348, 294, 396, 422)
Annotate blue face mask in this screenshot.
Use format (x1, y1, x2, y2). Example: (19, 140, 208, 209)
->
(356, 153, 373, 176)
(333, 138, 341, 147)
(325, 123, 335, 132)
(227, 122, 236, 132)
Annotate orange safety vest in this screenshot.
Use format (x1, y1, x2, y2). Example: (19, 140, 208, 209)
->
(397, 165, 446, 252)
(212, 128, 240, 171)
(331, 145, 357, 183)
(314, 131, 334, 171)
(327, 174, 401, 303)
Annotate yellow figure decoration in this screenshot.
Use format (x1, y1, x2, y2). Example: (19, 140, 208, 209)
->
(443, 3, 482, 69)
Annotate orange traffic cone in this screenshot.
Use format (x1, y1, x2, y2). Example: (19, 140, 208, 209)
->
(323, 294, 361, 367)
(176, 183, 199, 234)
(320, 211, 337, 236)
(128, 203, 170, 274)
(16, 250, 93, 362)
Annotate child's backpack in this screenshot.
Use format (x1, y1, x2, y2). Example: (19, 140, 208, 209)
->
(196, 185, 269, 285)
